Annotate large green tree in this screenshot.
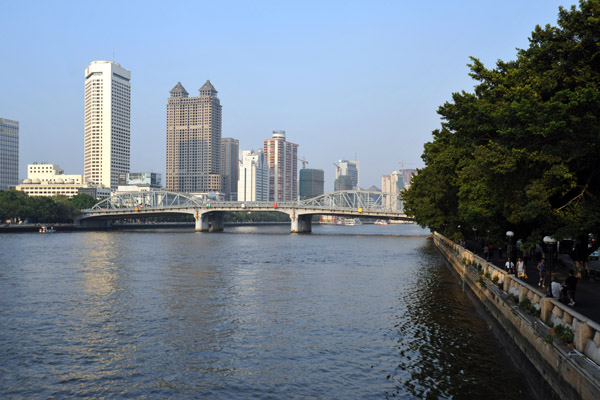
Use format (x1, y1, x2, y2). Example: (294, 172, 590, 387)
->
(403, 0, 600, 275)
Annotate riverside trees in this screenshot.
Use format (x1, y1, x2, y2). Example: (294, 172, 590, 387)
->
(0, 191, 97, 223)
(402, 0, 600, 274)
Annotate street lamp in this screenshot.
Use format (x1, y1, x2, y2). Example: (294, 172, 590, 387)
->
(543, 236, 557, 296)
(506, 231, 515, 272)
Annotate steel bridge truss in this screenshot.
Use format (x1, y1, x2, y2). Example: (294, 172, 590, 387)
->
(302, 190, 396, 211)
(91, 191, 202, 211)
(89, 190, 400, 213)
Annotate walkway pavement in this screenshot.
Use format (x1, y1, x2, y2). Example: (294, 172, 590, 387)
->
(466, 241, 600, 323)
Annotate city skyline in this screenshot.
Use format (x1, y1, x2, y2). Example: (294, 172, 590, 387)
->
(1, 1, 570, 191)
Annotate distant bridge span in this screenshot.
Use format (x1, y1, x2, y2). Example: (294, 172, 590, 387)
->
(77, 190, 412, 233)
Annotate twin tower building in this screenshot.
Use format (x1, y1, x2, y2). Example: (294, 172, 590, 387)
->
(84, 61, 298, 201)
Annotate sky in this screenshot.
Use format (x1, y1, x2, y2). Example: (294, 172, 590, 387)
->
(1, 0, 574, 191)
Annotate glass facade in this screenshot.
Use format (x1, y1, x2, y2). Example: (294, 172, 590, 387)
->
(0, 118, 19, 191)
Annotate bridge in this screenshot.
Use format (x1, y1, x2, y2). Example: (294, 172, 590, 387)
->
(77, 190, 412, 233)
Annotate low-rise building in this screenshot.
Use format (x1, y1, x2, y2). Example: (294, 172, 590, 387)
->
(16, 163, 110, 199)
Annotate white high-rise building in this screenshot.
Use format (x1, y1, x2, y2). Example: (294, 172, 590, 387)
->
(382, 170, 403, 211)
(84, 61, 131, 189)
(238, 150, 269, 202)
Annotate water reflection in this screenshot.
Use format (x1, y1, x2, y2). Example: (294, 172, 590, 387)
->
(0, 227, 533, 399)
(386, 241, 530, 399)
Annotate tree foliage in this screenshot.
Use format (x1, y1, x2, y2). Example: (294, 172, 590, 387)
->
(0, 190, 98, 223)
(403, 0, 600, 252)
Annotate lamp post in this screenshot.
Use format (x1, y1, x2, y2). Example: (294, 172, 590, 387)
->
(506, 231, 514, 273)
(543, 236, 557, 296)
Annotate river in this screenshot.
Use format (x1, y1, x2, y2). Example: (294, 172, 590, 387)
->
(0, 224, 533, 399)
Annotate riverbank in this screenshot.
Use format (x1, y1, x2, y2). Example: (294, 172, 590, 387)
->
(0, 221, 289, 233)
(434, 232, 600, 400)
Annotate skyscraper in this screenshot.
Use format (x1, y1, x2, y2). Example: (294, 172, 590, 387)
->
(238, 149, 269, 201)
(166, 81, 223, 193)
(0, 118, 19, 191)
(335, 160, 359, 189)
(382, 170, 403, 211)
(299, 169, 324, 199)
(84, 61, 131, 189)
(221, 137, 239, 200)
(264, 131, 298, 201)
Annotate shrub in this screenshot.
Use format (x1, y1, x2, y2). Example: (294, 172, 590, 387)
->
(477, 276, 485, 287)
(519, 298, 541, 317)
(553, 325, 574, 344)
(485, 272, 491, 279)
(492, 276, 499, 284)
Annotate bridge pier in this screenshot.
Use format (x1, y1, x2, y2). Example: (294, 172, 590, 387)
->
(195, 212, 224, 232)
(291, 214, 312, 233)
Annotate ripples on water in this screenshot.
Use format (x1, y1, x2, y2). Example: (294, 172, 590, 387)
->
(0, 225, 532, 399)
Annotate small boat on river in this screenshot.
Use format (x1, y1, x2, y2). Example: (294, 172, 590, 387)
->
(344, 218, 362, 226)
(374, 219, 388, 225)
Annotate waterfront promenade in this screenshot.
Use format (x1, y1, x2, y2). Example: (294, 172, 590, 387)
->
(467, 241, 600, 324)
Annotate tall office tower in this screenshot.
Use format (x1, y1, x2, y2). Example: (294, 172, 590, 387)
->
(238, 149, 269, 201)
(264, 131, 298, 201)
(299, 169, 324, 199)
(221, 137, 239, 200)
(0, 118, 19, 191)
(335, 159, 360, 189)
(84, 61, 131, 189)
(334, 174, 353, 191)
(166, 81, 223, 193)
(382, 170, 403, 211)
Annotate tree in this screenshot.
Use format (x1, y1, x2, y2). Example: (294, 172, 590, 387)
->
(69, 193, 97, 211)
(402, 0, 600, 276)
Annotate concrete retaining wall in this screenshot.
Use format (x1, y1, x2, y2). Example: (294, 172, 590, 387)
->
(434, 232, 600, 400)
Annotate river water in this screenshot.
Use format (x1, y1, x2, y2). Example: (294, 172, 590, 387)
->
(0, 224, 533, 399)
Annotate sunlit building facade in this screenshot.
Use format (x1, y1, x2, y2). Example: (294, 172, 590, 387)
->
(238, 149, 269, 202)
(264, 131, 298, 201)
(84, 61, 131, 189)
(166, 81, 223, 193)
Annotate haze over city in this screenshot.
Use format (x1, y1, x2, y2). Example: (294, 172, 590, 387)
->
(1, 0, 570, 191)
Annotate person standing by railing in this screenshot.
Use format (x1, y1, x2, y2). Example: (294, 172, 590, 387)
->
(516, 257, 526, 279)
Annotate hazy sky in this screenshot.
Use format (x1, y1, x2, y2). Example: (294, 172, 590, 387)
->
(1, 0, 572, 191)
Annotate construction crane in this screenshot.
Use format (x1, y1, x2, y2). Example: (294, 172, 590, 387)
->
(333, 162, 340, 177)
(300, 157, 309, 169)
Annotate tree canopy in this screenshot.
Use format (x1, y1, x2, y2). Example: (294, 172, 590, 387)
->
(0, 191, 97, 223)
(402, 0, 600, 253)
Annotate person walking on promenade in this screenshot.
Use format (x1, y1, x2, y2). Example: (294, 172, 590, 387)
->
(489, 244, 494, 259)
(516, 257, 526, 279)
(504, 257, 514, 274)
(564, 270, 578, 306)
(484, 245, 489, 261)
(551, 277, 562, 300)
(537, 258, 547, 288)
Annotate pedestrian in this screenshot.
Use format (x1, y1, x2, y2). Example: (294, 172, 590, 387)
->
(563, 270, 578, 306)
(537, 258, 547, 288)
(504, 257, 514, 274)
(551, 277, 562, 299)
(483, 245, 489, 261)
(516, 257, 526, 279)
(489, 244, 495, 259)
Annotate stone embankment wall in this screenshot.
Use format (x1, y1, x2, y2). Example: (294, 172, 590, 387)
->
(434, 232, 600, 400)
